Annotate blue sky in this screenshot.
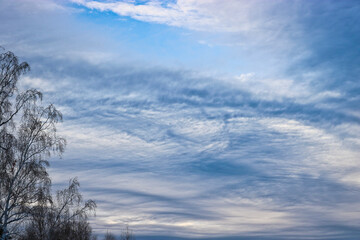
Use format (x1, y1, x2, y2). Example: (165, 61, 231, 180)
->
(1, 0, 360, 239)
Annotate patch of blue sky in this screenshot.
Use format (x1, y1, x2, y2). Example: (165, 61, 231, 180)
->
(69, 2, 249, 75)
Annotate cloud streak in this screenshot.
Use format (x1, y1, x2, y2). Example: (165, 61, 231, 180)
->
(38, 55, 360, 239)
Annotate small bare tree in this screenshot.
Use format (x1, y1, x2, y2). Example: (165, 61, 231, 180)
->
(103, 231, 116, 240)
(120, 225, 135, 240)
(0, 48, 66, 239)
(21, 178, 96, 240)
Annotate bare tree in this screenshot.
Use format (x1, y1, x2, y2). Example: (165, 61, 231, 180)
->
(50, 178, 96, 240)
(120, 225, 135, 240)
(20, 178, 96, 240)
(0, 48, 40, 129)
(103, 231, 117, 240)
(0, 48, 66, 239)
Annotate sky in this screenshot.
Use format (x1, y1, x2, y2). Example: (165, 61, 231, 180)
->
(1, 0, 360, 239)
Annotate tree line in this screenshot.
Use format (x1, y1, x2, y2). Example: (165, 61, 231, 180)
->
(0, 48, 134, 240)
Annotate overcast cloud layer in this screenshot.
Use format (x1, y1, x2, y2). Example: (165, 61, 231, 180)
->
(1, 0, 360, 239)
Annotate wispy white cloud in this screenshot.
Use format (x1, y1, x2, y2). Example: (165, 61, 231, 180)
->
(19, 50, 359, 237)
(18, 52, 360, 238)
(72, 0, 291, 35)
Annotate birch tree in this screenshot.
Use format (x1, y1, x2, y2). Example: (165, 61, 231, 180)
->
(0, 48, 65, 239)
(21, 178, 96, 240)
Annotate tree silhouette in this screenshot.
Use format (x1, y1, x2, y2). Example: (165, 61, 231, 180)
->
(0, 48, 65, 239)
(103, 231, 116, 240)
(20, 178, 96, 240)
(120, 225, 135, 240)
